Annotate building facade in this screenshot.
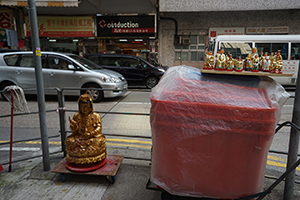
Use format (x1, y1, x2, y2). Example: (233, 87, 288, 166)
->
(159, 0, 300, 68)
(0, 0, 300, 68)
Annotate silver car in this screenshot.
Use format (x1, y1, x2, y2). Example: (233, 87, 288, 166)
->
(0, 51, 128, 102)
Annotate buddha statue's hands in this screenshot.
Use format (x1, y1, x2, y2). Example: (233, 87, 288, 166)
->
(69, 116, 78, 132)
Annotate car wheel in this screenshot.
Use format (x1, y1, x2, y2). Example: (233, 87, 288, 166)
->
(0, 82, 15, 100)
(145, 77, 158, 89)
(82, 83, 103, 103)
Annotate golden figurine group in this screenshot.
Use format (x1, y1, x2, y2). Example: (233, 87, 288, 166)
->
(203, 47, 283, 74)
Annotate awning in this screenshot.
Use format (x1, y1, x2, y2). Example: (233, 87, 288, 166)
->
(0, 0, 79, 7)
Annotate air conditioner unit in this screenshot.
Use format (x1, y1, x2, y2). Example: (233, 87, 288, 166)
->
(182, 38, 191, 45)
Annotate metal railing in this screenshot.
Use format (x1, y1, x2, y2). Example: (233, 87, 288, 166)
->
(0, 86, 300, 199)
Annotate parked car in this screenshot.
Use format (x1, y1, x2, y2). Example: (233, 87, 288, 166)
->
(82, 54, 166, 88)
(0, 51, 128, 102)
(147, 57, 169, 71)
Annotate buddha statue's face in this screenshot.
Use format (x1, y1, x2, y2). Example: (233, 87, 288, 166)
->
(80, 102, 92, 115)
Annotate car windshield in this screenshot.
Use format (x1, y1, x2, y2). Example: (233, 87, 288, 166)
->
(69, 55, 103, 70)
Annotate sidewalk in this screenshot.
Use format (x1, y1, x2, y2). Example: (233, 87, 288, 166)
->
(1, 146, 300, 200)
(0, 146, 161, 200)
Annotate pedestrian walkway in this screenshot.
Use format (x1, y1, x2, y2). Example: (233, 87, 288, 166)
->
(1, 145, 300, 200)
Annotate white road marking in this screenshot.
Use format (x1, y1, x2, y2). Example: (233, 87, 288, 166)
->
(0, 147, 40, 151)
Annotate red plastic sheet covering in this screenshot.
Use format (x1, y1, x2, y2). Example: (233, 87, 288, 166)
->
(150, 66, 289, 199)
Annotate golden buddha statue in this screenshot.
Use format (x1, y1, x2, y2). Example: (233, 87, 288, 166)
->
(65, 94, 106, 165)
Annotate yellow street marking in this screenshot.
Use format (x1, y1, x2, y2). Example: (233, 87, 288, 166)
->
(267, 160, 287, 168)
(268, 155, 285, 162)
(0, 139, 152, 150)
(106, 142, 151, 149)
(0, 138, 152, 145)
(106, 138, 152, 145)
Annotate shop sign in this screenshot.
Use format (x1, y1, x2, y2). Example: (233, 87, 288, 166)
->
(283, 60, 298, 75)
(209, 27, 244, 39)
(246, 26, 289, 34)
(0, 9, 14, 38)
(97, 15, 156, 37)
(25, 16, 93, 37)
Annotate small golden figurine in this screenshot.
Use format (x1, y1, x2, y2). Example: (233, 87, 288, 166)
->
(252, 54, 260, 72)
(275, 50, 283, 73)
(250, 47, 258, 60)
(65, 94, 106, 165)
(269, 52, 276, 73)
(234, 57, 243, 72)
(226, 55, 234, 71)
(203, 51, 214, 70)
(245, 54, 252, 71)
(259, 52, 265, 71)
(215, 48, 226, 70)
(262, 55, 271, 72)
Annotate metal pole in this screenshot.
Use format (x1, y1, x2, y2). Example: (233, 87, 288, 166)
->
(284, 62, 300, 199)
(27, 0, 50, 171)
(57, 89, 67, 157)
(9, 90, 14, 172)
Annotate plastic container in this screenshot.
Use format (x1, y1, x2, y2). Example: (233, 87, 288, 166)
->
(150, 66, 289, 199)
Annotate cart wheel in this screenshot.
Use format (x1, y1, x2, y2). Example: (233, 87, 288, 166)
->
(106, 176, 116, 184)
(61, 173, 65, 182)
(161, 191, 179, 200)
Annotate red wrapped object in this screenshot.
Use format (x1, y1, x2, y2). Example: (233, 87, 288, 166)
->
(150, 66, 289, 199)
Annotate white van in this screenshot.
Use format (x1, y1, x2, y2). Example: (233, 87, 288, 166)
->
(209, 35, 300, 86)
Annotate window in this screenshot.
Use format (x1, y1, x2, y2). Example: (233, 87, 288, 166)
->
(220, 42, 252, 59)
(175, 35, 206, 62)
(255, 43, 288, 60)
(49, 56, 71, 70)
(102, 57, 121, 66)
(4, 54, 19, 66)
(122, 58, 140, 68)
(87, 55, 100, 65)
(140, 60, 148, 68)
(19, 55, 34, 68)
(292, 43, 300, 60)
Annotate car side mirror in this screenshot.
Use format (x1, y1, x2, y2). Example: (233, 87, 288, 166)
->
(68, 64, 76, 70)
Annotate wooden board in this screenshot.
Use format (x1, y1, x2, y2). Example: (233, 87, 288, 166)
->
(51, 155, 124, 176)
(201, 69, 293, 77)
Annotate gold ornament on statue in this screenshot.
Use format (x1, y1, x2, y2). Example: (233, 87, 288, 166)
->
(65, 94, 106, 165)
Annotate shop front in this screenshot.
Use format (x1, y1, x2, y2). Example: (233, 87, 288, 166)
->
(96, 15, 158, 62)
(23, 14, 158, 62)
(25, 15, 94, 54)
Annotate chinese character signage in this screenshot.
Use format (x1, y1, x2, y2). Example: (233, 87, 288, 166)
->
(209, 27, 244, 39)
(25, 16, 93, 37)
(0, 9, 14, 38)
(246, 26, 289, 34)
(283, 60, 298, 75)
(97, 15, 156, 37)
